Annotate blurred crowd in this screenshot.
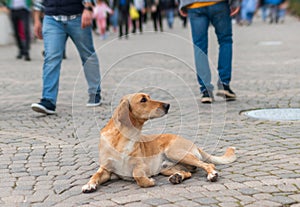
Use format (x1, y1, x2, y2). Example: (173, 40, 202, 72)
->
(91, 0, 188, 39)
(235, 0, 289, 25)
(0, 0, 188, 60)
(0, 0, 290, 60)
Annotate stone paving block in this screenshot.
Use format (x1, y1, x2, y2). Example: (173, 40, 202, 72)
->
(260, 178, 283, 186)
(202, 183, 227, 191)
(159, 204, 181, 207)
(244, 200, 282, 207)
(14, 185, 33, 191)
(179, 191, 205, 200)
(142, 198, 170, 206)
(254, 185, 280, 193)
(238, 188, 261, 195)
(185, 185, 208, 193)
(289, 194, 300, 203)
(2, 195, 25, 203)
(252, 193, 273, 200)
(243, 180, 263, 188)
(235, 195, 256, 205)
(224, 182, 247, 190)
(25, 191, 49, 203)
(277, 184, 299, 192)
(218, 202, 240, 207)
(11, 189, 34, 196)
(89, 200, 118, 207)
(123, 202, 151, 207)
(175, 200, 201, 207)
(0, 181, 15, 188)
(268, 195, 297, 205)
(215, 196, 239, 203)
(193, 197, 218, 205)
(160, 194, 185, 203)
(111, 193, 152, 205)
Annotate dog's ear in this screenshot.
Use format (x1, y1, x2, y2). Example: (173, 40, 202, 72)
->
(113, 96, 132, 129)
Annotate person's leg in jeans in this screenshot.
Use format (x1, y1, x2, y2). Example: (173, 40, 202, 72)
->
(210, 2, 233, 87)
(166, 9, 174, 28)
(42, 16, 67, 105)
(188, 7, 214, 93)
(66, 16, 101, 97)
(261, 4, 268, 22)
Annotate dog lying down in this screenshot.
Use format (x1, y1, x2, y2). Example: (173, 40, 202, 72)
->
(82, 93, 237, 193)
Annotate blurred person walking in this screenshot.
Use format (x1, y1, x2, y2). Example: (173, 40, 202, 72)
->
(259, 0, 268, 22)
(108, 0, 118, 32)
(132, 0, 146, 33)
(265, 0, 281, 23)
(114, 0, 131, 38)
(94, 0, 113, 40)
(179, 0, 240, 103)
(241, 0, 258, 25)
(278, 0, 288, 23)
(162, 0, 177, 29)
(151, 0, 163, 32)
(31, 0, 102, 115)
(6, 0, 32, 61)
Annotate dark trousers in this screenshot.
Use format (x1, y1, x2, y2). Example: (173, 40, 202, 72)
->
(132, 10, 143, 33)
(10, 9, 31, 56)
(152, 7, 163, 31)
(118, 9, 129, 37)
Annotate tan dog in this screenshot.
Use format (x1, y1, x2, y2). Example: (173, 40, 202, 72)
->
(82, 93, 237, 193)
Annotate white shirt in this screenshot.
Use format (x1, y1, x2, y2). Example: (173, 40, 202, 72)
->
(12, 0, 26, 9)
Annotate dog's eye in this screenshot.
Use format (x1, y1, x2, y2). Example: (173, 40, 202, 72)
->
(140, 97, 147, 103)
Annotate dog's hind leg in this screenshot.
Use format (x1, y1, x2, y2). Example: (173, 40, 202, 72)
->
(165, 151, 218, 182)
(160, 166, 192, 184)
(82, 166, 111, 193)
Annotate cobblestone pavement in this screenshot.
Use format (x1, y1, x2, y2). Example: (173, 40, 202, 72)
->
(0, 15, 300, 207)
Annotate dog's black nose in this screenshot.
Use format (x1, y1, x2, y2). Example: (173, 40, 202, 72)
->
(163, 103, 170, 113)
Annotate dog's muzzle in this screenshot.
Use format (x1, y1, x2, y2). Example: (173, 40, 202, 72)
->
(163, 103, 170, 114)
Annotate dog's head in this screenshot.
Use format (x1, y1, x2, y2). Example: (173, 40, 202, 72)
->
(113, 93, 170, 130)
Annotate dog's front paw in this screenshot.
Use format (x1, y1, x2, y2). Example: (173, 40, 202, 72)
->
(82, 183, 97, 193)
(169, 173, 183, 184)
(148, 178, 156, 187)
(207, 170, 218, 182)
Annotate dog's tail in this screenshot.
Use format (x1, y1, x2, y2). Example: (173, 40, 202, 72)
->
(198, 147, 237, 165)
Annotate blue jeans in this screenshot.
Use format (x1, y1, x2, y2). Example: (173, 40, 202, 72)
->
(188, 2, 233, 93)
(165, 9, 174, 28)
(42, 15, 101, 105)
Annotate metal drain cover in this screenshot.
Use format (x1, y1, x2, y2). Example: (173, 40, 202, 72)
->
(243, 108, 300, 121)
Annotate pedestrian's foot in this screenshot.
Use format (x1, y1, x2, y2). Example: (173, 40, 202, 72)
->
(86, 93, 101, 107)
(16, 53, 22, 59)
(216, 84, 236, 101)
(31, 99, 56, 115)
(201, 90, 214, 104)
(24, 54, 31, 61)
